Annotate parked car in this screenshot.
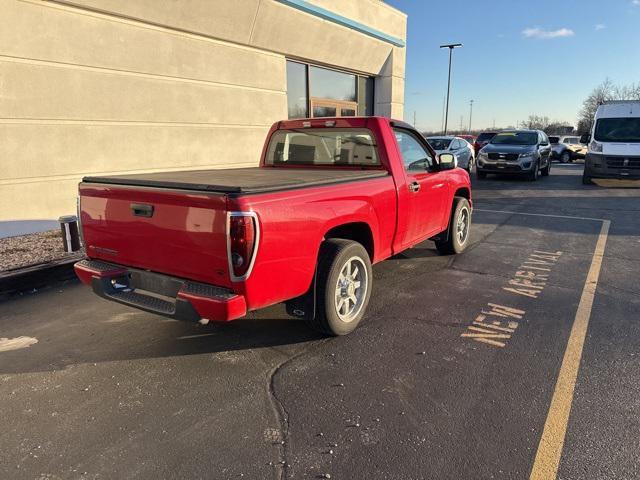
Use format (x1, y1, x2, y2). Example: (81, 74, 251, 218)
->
(458, 134, 477, 150)
(473, 132, 497, 155)
(74, 117, 472, 336)
(581, 100, 640, 184)
(476, 130, 552, 181)
(550, 136, 586, 162)
(426, 136, 475, 172)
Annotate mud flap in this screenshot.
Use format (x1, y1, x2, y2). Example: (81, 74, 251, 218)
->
(285, 268, 318, 322)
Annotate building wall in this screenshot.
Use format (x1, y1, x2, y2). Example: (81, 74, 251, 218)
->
(0, 0, 406, 221)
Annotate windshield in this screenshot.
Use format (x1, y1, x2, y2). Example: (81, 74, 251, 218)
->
(594, 118, 640, 143)
(563, 137, 579, 144)
(491, 132, 538, 146)
(265, 129, 380, 167)
(477, 132, 496, 142)
(549, 136, 560, 144)
(427, 138, 452, 150)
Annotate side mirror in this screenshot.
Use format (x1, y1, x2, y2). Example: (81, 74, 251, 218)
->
(580, 133, 591, 144)
(439, 153, 456, 170)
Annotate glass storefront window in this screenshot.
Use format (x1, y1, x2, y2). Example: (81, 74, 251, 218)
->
(313, 105, 337, 117)
(286, 61, 374, 119)
(358, 77, 374, 116)
(286, 61, 308, 119)
(309, 66, 356, 102)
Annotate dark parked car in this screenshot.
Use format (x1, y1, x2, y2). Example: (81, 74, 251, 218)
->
(473, 132, 497, 155)
(476, 130, 552, 181)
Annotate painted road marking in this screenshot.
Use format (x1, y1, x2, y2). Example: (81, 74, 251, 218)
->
(0, 336, 38, 352)
(461, 303, 524, 347)
(475, 208, 606, 223)
(474, 208, 612, 478)
(504, 250, 562, 299)
(461, 250, 562, 348)
(529, 219, 611, 480)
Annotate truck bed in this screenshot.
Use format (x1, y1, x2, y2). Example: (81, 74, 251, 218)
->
(83, 167, 388, 194)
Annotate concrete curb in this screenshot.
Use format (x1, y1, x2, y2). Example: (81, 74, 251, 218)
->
(0, 254, 84, 299)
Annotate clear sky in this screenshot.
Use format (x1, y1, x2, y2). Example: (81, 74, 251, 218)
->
(385, 0, 640, 132)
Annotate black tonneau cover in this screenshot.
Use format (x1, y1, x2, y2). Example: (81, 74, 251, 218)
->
(83, 167, 389, 194)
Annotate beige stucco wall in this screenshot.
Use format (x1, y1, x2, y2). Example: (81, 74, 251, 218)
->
(0, 0, 406, 222)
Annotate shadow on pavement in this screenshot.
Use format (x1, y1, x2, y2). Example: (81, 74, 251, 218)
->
(0, 291, 324, 374)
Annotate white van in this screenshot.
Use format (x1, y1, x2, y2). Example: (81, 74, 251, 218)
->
(581, 101, 640, 184)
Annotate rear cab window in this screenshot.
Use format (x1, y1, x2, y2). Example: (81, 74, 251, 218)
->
(265, 129, 380, 167)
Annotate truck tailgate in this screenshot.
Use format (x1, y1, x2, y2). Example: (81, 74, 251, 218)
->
(79, 183, 231, 288)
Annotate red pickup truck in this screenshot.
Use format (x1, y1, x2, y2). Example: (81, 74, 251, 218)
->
(74, 117, 472, 335)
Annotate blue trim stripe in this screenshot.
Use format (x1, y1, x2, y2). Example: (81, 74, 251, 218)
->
(275, 0, 405, 48)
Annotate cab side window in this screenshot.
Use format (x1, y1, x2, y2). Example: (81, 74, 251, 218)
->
(394, 129, 434, 172)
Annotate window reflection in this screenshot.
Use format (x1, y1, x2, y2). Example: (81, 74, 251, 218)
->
(313, 105, 337, 117)
(286, 61, 308, 119)
(285, 62, 373, 119)
(310, 66, 356, 102)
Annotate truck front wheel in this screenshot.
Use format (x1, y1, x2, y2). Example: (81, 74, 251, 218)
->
(435, 197, 472, 255)
(308, 239, 373, 336)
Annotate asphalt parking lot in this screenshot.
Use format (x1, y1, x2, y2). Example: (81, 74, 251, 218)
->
(1, 163, 639, 480)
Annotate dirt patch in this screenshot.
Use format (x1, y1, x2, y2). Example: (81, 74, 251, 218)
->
(0, 230, 83, 272)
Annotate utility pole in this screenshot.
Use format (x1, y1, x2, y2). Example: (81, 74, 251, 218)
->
(440, 43, 463, 135)
(441, 96, 446, 134)
(459, 116, 464, 132)
(413, 110, 417, 128)
(468, 100, 474, 133)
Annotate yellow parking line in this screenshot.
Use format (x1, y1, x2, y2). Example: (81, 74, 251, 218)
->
(529, 219, 611, 480)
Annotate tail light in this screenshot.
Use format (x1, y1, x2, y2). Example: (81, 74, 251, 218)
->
(227, 212, 259, 281)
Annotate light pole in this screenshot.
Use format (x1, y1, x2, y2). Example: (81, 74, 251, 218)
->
(440, 43, 463, 136)
(468, 100, 474, 133)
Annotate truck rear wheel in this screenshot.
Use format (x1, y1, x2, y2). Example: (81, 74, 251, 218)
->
(307, 239, 373, 336)
(435, 197, 471, 255)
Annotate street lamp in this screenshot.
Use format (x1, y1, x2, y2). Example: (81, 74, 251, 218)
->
(440, 43, 463, 135)
(468, 99, 474, 133)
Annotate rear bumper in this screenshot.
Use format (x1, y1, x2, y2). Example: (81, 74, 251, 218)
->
(74, 260, 247, 322)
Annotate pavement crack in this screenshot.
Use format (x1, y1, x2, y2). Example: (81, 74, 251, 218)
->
(266, 339, 330, 480)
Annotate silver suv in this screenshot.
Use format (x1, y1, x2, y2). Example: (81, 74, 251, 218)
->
(476, 130, 552, 181)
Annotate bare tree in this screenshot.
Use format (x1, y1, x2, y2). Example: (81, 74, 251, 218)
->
(523, 115, 551, 130)
(577, 79, 640, 133)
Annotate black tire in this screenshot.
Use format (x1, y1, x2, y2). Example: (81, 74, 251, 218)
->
(435, 197, 472, 255)
(527, 161, 540, 181)
(541, 160, 550, 177)
(306, 239, 373, 336)
(560, 151, 571, 163)
(476, 170, 487, 179)
(582, 171, 593, 185)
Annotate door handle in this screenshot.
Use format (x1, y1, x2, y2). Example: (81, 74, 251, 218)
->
(408, 181, 420, 193)
(432, 183, 445, 189)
